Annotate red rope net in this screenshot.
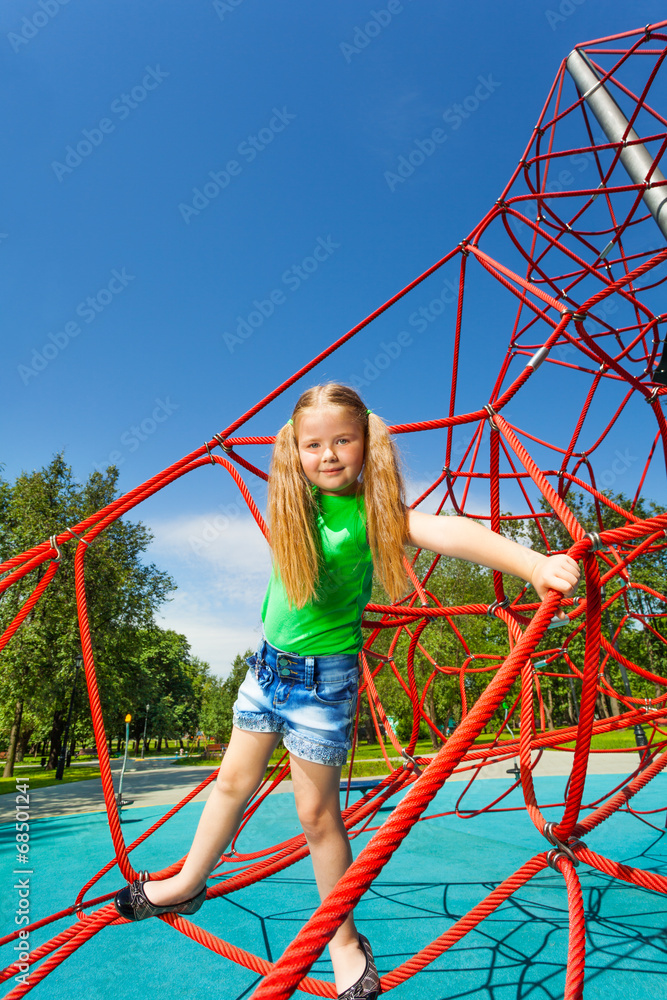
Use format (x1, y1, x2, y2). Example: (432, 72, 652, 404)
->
(2, 21, 667, 1000)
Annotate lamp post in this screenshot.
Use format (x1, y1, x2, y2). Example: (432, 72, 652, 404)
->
(141, 703, 150, 760)
(116, 713, 134, 820)
(56, 653, 82, 781)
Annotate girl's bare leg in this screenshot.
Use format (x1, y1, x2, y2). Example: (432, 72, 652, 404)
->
(143, 727, 280, 906)
(290, 754, 368, 995)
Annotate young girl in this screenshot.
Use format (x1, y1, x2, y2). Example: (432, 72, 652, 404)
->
(115, 383, 580, 999)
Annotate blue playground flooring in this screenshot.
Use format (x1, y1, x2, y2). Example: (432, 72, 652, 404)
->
(1, 771, 666, 1000)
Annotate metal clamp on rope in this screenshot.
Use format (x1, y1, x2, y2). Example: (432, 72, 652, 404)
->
(583, 531, 603, 552)
(546, 848, 571, 871)
(543, 821, 580, 867)
(204, 441, 216, 465)
(401, 749, 423, 776)
(49, 535, 61, 563)
(213, 433, 232, 454)
(67, 528, 89, 546)
(483, 402, 498, 431)
(646, 387, 660, 405)
(487, 596, 510, 618)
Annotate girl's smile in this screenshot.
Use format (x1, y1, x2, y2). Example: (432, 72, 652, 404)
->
(295, 407, 365, 495)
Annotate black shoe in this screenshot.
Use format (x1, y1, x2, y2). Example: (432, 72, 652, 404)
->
(337, 934, 381, 1000)
(114, 872, 207, 922)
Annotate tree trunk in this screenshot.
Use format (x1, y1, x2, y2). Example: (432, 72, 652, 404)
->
(426, 688, 439, 749)
(156, 735, 162, 752)
(603, 672, 620, 717)
(2, 700, 23, 778)
(47, 710, 65, 770)
(544, 685, 555, 731)
(16, 726, 33, 763)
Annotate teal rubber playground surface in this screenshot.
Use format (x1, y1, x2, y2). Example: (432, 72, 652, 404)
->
(2, 772, 666, 1000)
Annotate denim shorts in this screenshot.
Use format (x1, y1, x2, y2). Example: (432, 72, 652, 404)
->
(232, 639, 360, 767)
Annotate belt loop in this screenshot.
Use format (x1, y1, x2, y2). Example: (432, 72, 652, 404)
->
(305, 656, 315, 690)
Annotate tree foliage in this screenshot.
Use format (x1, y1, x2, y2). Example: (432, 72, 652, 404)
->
(0, 456, 214, 770)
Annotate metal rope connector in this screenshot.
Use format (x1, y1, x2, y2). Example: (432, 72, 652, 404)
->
(67, 528, 89, 546)
(583, 531, 603, 551)
(543, 821, 580, 867)
(646, 386, 660, 405)
(487, 596, 510, 618)
(49, 535, 61, 563)
(204, 441, 216, 465)
(401, 749, 423, 776)
(483, 402, 498, 430)
(213, 433, 232, 454)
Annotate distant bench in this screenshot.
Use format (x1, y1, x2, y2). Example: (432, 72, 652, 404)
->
(339, 777, 383, 795)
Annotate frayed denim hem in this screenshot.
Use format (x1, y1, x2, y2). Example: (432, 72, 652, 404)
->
(233, 709, 285, 735)
(233, 710, 348, 766)
(283, 731, 349, 767)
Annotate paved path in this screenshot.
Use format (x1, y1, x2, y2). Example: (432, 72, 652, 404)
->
(0, 750, 645, 824)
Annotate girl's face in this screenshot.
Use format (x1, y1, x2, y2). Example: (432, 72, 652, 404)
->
(295, 406, 365, 495)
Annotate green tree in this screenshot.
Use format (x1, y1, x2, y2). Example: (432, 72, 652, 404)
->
(365, 516, 527, 748)
(524, 490, 667, 727)
(0, 456, 175, 773)
(200, 652, 250, 743)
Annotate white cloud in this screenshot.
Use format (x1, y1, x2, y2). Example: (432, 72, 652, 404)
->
(156, 593, 262, 678)
(147, 512, 272, 676)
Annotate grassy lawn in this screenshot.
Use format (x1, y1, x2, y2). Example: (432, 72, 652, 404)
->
(2, 728, 656, 794)
(0, 764, 102, 796)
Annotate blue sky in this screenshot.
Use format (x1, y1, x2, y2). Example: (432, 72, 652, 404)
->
(2, 0, 666, 674)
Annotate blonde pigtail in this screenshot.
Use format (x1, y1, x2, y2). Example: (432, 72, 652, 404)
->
(267, 423, 320, 607)
(362, 412, 409, 601)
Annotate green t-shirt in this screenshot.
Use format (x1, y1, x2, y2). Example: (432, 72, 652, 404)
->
(261, 492, 373, 655)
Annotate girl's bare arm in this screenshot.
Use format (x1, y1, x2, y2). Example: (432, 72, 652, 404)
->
(406, 509, 580, 601)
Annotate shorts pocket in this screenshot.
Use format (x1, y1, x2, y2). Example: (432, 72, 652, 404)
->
(313, 671, 358, 707)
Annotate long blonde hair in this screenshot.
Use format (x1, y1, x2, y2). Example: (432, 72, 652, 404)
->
(267, 384, 408, 607)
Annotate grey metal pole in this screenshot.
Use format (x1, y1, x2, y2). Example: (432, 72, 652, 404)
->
(117, 719, 130, 811)
(55, 654, 82, 781)
(566, 48, 667, 240)
(141, 703, 150, 760)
